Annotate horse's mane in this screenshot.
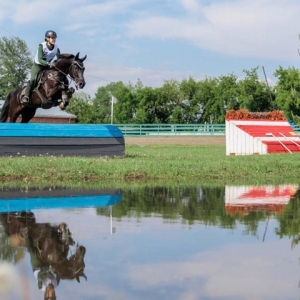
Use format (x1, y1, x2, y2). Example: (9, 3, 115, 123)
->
(58, 53, 75, 59)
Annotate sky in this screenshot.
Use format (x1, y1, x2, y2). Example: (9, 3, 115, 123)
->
(0, 0, 300, 98)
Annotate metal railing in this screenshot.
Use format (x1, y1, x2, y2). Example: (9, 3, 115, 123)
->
(289, 121, 300, 135)
(115, 122, 300, 137)
(114, 124, 226, 136)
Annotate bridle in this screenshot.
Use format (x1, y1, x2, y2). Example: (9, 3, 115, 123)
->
(68, 61, 85, 89)
(52, 59, 85, 89)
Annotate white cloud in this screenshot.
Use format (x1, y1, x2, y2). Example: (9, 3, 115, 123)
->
(125, 241, 298, 299)
(0, 0, 298, 96)
(84, 63, 194, 95)
(10, 1, 64, 24)
(180, 0, 201, 14)
(126, 0, 300, 61)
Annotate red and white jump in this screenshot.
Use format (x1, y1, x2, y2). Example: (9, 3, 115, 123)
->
(226, 119, 300, 155)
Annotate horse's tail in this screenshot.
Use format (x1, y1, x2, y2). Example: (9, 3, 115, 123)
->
(0, 92, 12, 122)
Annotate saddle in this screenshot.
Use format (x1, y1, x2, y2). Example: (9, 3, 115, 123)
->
(21, 70, 68, 108)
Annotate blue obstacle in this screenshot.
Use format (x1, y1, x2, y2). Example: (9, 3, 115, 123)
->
(0, 188, 123, 212)
(0, 123, 125, 157)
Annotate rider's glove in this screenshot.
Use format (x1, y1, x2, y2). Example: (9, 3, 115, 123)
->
(48, 61, 55, 68)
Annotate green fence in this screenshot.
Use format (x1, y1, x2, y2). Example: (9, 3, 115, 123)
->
(115, 121, 300, 137)
(289, 121, 300, 135)
(114, 124, 226, 136)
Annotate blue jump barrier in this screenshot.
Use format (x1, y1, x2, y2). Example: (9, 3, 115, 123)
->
(0, 188, 123, 212)
(0, 123, 124, 157)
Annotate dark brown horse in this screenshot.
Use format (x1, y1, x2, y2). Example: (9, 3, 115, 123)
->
(0, 52, 86, 123)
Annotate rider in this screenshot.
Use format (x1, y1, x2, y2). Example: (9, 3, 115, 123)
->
(21, 30, 60, 104)
(44, 283, 57, 300)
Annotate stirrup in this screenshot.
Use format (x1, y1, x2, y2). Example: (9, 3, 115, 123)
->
(21, 96, 29, 104)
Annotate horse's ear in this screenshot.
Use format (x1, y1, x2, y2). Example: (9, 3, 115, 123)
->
(75, 52, 79, 60)
(75, 273, 87, 283)
(80, 55, 87, 62)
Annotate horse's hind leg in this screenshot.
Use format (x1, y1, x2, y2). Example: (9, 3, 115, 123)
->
(7, 95, 23, 122)
(0, 112, 8, 122)
(0, 109, 8, 122)
(0, 92, 12, 122)
(9, 106, 24, 122)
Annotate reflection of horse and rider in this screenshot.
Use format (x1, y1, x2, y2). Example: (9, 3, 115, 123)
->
(0, 211, 87, 299)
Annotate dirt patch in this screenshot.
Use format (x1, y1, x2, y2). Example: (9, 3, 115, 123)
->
(125, 136, 225, 146)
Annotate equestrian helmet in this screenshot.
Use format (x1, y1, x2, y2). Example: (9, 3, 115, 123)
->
(45, 30, 57, 38)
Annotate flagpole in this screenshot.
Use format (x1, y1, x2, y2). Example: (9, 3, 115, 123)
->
(110, 96, 114, 124)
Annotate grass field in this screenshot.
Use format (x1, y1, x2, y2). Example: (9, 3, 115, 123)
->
(0, 136, 299, 189)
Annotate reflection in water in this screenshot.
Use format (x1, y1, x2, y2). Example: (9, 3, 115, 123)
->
(0, 211, 86, 299)
(1, 185, 300, 299)
(0, 187, 123, 212)
(225, 185, 298, 215)
(0, 187, 123, 300)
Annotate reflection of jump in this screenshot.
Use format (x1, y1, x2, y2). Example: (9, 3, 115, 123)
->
(0, 212, 87, 298)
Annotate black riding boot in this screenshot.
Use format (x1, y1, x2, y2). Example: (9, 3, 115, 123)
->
(21, 81, 33, 104)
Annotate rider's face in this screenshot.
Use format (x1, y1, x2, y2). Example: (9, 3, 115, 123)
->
(44, 284, 56, 299)
(46, 37, 56, 45)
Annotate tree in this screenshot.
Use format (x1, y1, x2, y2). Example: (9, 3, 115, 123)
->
(157, 79, 181, 123)
(194, 77, 218, 123)
(134, 86, 158, 123)
(273, 66, 300, 120)
(109, 82, 137, 124)
(0, 36, 32, 100)
(178, 77, 202, 123)
(238, 67, 274, 112)
(205, 74, 240, 123)
(65, 97, 92, 123)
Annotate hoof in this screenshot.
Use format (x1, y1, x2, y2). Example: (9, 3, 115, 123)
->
(59, 102, 65, 110)
(21, 96, 29, 104)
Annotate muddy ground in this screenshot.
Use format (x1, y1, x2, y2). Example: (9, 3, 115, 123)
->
(125, 136, 225, 146)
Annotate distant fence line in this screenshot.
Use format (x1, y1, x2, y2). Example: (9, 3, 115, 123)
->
(115, 122, 300, 137)
(115, 124, 225, 136)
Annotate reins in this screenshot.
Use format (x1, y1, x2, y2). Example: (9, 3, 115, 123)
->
(47, 72, 68, 88)
(51, 59, 84, 89)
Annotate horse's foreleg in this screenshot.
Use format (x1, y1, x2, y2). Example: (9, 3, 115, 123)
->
(59, 88, 75, 110)
(20, 108, 37, 123)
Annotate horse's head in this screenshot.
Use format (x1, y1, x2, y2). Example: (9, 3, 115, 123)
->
(55, 244, 87, 283)
(55, 53, 87, 89)
(70, 52, 86, 89)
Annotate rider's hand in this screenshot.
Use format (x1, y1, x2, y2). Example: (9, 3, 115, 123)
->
(48, 61, 55, 68)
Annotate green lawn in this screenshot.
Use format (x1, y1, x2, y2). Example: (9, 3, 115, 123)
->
(0, 144, 299, 188)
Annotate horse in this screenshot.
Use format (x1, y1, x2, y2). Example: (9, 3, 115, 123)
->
(0, 52, 87, 123)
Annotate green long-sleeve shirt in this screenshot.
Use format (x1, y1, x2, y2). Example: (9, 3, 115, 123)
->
(29, 43, 61, 82)
(36, 43, 61, 66)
